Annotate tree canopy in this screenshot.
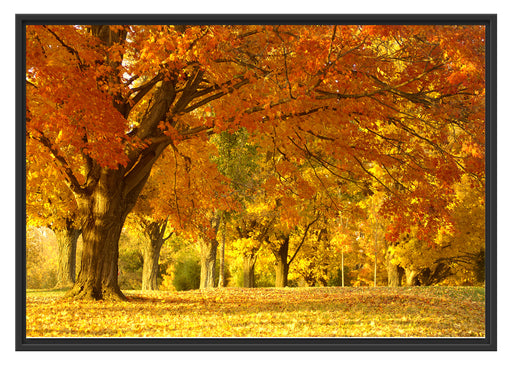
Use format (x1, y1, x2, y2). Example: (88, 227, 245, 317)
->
(25, 24, 486, 299)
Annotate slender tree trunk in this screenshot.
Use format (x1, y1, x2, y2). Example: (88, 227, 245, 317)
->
(141, 220, 170, 291)
(273, 236, 290, 287)
(218, 219, 226, 288)
(200, 238, 218, 289)
(242, 254, 257, 288)
(386, 248, 403, 287)
(53, 225, 80, 289)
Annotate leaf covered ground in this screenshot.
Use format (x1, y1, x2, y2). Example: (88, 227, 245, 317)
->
(26, 286, 485, 337)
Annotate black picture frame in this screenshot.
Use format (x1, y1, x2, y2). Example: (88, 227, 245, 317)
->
(16, 13, 497, 351)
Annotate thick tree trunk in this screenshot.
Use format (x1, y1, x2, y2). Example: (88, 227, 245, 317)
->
(417, 263, 452, 286)
(141, 220, 170, 291)
(53, 225, 80, 289)
(387, 262, 403, 287)
(200, 238, 218, 289)
(242, 254, 257, 288)
(66, 213, 126, 301)
(273, 237, 290, 287)
(66, 168, 148, 301)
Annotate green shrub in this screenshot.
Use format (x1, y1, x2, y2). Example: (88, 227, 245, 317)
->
(172, 257, 201, 291)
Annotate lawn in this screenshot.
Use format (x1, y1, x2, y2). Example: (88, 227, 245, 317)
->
(25, 286, 485, 337)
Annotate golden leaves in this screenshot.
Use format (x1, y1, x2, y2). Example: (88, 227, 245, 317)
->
(26, 287, 485, 337)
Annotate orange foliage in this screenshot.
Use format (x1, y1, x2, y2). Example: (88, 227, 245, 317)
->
(25, 24, 486, 293)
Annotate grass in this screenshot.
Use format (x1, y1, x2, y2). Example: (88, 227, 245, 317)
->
(25, 286, 485, 338)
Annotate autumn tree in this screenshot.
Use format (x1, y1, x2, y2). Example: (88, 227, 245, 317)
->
(26, 24, 265, 299)
(125, 215, 173, 291)
(140, 136, 234, 289)
(126, 156, 176, 291)
(389, 174, 485, 286)
(26, 23, 485, 300)
(230, 207, 277, 287)
(211, 128, 272, 287)
(26, 141, 81, 288)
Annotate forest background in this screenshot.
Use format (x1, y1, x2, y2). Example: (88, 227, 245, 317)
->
(2, 0, 509, 363)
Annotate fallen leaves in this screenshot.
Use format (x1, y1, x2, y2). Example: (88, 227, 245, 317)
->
(26, 286, 485, 338)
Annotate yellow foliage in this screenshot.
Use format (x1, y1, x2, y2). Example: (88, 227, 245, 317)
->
(26, 287, 485, 337)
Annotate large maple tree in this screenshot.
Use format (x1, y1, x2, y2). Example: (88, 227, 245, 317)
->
(26, 24, 485, 300)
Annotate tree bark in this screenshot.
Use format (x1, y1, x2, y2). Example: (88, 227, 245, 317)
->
(141, 219, 171, 291)
(142, 241, 161, 291)
(66, 168, 149, 301)
(275, 256, 289, 288)
(53, 225, 81, 289)
(417, 263, 452, 286)
(271, 219, 317, 288)
(404, 268, 419, 286)
(273, 236, 290, 287)
(386, 248, 404, 287)
(218, 219, 226, 288)
(200, 238, 218, 289)
(242, 254, 257, 288)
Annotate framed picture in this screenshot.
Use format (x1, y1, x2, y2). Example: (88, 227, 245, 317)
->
(16, 13, 497, 351)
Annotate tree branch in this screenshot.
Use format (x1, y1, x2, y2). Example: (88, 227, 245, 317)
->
(127, 74, 164, 111)
(352, 155, 395, 195)
(135, 80, 176, 140)
(43, 26, 85, 71)
(170, 67, 205, 115)
(288, 217, 319, 266)
(181, 77, 251, 114)
(27, 130, 85, 196)
(122, 139, 172, 198)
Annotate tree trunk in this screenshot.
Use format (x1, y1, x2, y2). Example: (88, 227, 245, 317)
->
(242, 254, 257, 288)
(417, 263, 452, 286)
(66, 213, 126, 300)
(404, 268, 419, 286)
(200, 238, 218, 289)
(273, 236, 290, 287)
(141, 242, 162, 291)
(53, 225, 81, 289)
(386, 249, 403, 287)
(275, 257, 289, 288)
(66, 168, 149, 301)
(141, 220, 170, 291)
(218, 219, 226, 288)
